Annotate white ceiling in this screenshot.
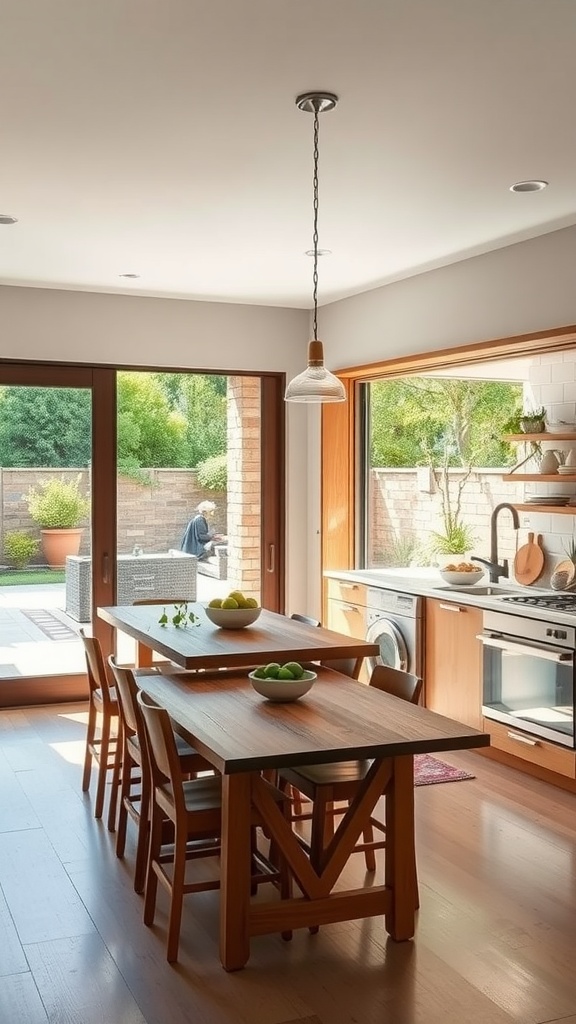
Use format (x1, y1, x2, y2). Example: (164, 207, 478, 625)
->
(2, 0, 576, 309)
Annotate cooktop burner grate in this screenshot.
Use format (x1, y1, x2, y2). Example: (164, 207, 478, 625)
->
(502, 593, 576, 612)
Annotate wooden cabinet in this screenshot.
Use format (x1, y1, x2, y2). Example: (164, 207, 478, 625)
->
(483, 718, 575, 778)
(424, 598, 483, 729)
(325, 578, 369, 640)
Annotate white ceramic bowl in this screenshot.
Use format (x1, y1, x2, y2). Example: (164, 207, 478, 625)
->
(204, 605, 261, 629)
(248, 669, 316, 702)
(439, 568, 485, 587)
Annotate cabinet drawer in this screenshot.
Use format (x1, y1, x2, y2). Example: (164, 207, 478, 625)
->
(483, 718, 576, 778)
(326, 578, 368, 607)
(326, 598, 367, 640)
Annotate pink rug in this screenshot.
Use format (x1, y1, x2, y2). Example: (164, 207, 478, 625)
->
(414, 754, 474, 786)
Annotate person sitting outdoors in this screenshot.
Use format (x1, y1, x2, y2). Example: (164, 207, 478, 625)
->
(180, 500, 226, 561)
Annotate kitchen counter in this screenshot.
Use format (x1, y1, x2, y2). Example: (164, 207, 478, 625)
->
(324, 567, 576, 625)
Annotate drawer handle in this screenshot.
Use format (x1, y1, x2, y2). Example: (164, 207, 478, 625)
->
(439, 603, 462, 612)
(507, 731, 539, 747)
(342, 604, 360, 613)
(340, 584, 359, 592)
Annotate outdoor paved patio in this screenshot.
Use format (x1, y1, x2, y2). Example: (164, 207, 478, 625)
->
(0, 575, 230, 679)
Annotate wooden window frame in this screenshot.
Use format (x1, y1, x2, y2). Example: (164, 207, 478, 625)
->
(321, 324, 576, 609)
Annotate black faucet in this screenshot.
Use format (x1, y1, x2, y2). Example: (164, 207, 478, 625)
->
(472, 502, 520, 583)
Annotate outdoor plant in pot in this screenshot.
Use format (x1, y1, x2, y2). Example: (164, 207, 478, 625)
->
(24, 474, 90, 569)
(428, 463, 477, 567)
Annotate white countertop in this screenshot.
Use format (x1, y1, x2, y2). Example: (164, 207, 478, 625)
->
(324, 567, 576, 627)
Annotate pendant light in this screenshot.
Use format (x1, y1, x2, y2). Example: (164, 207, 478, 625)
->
(285, 92, 346, 404)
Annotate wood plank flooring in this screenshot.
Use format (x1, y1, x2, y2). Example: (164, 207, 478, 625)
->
(2, 703, 576, 1024)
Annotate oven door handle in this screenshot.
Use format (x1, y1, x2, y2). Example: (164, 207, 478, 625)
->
(476, 634, 573, 663)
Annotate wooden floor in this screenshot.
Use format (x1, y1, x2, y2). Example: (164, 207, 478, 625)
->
(2, 705, 576, 1024)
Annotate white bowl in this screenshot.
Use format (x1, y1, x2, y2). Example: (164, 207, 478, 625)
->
(248, 669, 316, 702)
(439, 568, 484, 587)
(204, 605, 261, 629)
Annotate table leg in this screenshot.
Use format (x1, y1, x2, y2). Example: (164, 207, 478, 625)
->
(136, 641, 153, 668)
(219, 773, 252, 971)
(384, 755, 416, 941)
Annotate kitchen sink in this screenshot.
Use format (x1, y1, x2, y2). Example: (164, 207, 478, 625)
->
(434, 585, 517, 596)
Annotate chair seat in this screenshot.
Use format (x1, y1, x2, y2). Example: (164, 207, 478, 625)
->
(127, 731, 213, 775)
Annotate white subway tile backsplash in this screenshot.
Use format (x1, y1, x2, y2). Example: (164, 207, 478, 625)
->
(563, 383, 576, 403)
(540, 383, 565, 404)
(551, 361, 575, 383)
(528, 364, 551, 384)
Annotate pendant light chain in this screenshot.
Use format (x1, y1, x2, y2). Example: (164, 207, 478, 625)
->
(312, 103, 320, 341)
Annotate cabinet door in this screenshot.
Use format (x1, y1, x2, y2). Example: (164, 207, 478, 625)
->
(425, 599, 483, 728)
(326, 598, 367, 640)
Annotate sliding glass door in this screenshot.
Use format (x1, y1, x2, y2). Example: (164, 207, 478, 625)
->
(0, 363, 284, 706)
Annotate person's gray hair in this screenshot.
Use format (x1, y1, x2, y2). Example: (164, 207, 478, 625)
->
(197, 500, 216, 514)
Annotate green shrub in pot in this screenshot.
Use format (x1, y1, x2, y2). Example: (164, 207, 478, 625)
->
(24, 475, 90, 528)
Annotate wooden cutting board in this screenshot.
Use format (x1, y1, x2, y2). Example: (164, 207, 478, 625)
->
(513, 532, 545, 585)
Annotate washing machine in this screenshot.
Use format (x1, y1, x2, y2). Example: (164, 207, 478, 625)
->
(365, 587, 423, 677)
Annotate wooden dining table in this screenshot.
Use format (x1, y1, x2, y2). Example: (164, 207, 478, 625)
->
(131, 662, 489, 971)
(97, 602, 380, 672)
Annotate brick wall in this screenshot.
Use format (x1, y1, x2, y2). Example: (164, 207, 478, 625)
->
(0, 468, 226, 563)
(369, 467, 524, 566)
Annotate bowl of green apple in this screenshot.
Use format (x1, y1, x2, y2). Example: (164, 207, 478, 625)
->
(248, 661, 316, 702)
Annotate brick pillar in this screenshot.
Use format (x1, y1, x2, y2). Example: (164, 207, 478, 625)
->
(227, 377, 261, 601)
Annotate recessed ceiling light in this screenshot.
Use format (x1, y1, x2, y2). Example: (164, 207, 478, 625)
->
(509, 180, 548, 193)
(0, 214, 18, 225)
(305, 248, 332, 257)
(119, 273, 140, 279)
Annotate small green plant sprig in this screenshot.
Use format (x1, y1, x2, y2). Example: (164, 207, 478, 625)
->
(158, 601, 201, 628)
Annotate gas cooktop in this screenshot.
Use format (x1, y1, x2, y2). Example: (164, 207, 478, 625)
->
(502, 593, 576, 612)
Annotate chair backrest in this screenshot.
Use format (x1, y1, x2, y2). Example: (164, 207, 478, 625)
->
(369, 664, 423, 705)
(290, 614, 359, 679)
(290, 612, 321, 627)
(107, 656, 140, 739)
(136, 690, 185, 814)
(80, 631, 116, 706)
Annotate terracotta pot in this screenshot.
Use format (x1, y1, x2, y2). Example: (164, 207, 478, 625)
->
(41, 528, 83, 569)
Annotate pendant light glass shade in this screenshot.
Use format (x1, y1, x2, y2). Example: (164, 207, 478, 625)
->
(285, 340, 346, 403)
(285, 91, 346, 405)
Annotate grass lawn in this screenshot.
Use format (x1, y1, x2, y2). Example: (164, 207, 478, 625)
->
(0, 569, 66, 586)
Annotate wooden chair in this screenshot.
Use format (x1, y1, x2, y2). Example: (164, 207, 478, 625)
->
(290, 612, 360, 678)
(137, 690, 292, 963)
(278, 664, 423, 874)
(107, 657, 213, 894)
(80, 632, 120, 830)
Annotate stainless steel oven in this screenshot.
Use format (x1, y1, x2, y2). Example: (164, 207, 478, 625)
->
(479, 607, 575, 747)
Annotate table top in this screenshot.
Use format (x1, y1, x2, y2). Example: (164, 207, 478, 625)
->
(134, 666, 490, 775)
(98, 603, 380, 670)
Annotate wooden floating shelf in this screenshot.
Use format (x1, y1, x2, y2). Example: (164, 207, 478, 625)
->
(504, 432, 576, 442)
(502, 474, 576, 482)
(513, 504, 576, 515)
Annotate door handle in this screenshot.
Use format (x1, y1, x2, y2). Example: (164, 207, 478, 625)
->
(439, 603, 462, 612)
(507, 730, 539, 747)
(267, 543, 275, 574)
(102, 553, 110, 584)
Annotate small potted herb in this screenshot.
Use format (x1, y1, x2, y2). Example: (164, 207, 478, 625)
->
(520, 407, 546, 433)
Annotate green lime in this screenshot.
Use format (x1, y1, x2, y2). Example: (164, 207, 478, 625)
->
(283, 661, 304, 679)
(252, 667, 267, 679)
(208, 598, 223, 608)
(264, 663, 281, 678)
(277, 667, 295, 680)
(221, 597, 239, 609)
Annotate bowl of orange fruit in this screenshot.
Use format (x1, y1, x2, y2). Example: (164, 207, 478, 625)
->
(438, 562, 484, 587)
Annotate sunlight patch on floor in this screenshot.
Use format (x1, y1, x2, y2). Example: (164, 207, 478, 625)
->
(49, 739, 86, 765)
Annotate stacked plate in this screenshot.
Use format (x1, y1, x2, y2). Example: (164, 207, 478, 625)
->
(525, 495, 570, 506)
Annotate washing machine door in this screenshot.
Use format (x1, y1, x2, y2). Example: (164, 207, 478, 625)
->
(365, 617, 408, 673)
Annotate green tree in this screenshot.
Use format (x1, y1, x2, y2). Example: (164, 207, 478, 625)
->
(370, 377, 522, 468)
(117, 373, 186, 470)
(0, 387, 91, 467)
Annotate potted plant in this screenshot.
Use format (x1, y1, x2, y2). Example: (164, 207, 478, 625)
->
(428, 463, 477, 566)
(24, 474, 90, 569)
(520, 406, 546, 433)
